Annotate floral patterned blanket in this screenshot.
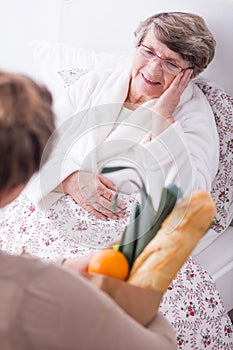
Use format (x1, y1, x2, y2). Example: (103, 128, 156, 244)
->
(196, 80, 233, 234)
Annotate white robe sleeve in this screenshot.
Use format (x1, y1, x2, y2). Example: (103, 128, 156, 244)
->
(169, 85, 219, 191)
(141, 85, 219, 206)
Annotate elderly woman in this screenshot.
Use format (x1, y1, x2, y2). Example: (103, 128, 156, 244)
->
(35, 12, 219, 221)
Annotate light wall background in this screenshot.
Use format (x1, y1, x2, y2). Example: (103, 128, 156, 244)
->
(0, 0, 62, 74)
(0, 0, 232, 95)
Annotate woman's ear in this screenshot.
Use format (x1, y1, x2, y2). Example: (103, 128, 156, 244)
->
(0, 184, 25, 208)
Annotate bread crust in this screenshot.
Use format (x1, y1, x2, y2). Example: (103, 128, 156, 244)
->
(127, 191, 216, 291)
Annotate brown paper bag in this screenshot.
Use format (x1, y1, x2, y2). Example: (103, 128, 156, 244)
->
(82, 272, 162, 326)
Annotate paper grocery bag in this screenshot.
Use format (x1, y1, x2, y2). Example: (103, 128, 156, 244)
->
(82, 273, 162, 326)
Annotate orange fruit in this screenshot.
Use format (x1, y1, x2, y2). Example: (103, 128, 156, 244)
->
(88, 249, 129, 280)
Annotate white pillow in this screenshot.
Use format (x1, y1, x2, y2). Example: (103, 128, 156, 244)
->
(30, 41, 130, 100)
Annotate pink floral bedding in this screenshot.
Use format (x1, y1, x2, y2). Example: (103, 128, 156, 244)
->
(196, 80, 233, 233)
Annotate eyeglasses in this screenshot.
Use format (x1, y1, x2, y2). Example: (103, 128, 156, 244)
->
(138, 43, 191, 75)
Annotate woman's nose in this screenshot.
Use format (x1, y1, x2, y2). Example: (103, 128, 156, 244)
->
(146, 58, 163, 74)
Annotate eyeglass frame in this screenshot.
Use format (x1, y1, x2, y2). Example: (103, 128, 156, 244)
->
(138, 43, 193, 75)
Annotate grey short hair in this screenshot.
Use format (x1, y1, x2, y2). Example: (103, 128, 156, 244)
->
(134, 12, 216, 76)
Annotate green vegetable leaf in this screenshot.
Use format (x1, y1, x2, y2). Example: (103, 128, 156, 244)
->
(101, 166, 181, 266)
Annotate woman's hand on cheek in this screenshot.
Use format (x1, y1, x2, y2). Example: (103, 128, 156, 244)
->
(62, 171, 126, 220)
(153, 68, 193, 120)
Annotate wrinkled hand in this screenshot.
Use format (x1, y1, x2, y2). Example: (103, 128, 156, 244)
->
(153, 69, 193, 120)
(62, 171, 126, 220)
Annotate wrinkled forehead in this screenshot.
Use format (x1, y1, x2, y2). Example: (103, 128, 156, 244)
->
(142, 28, 184, 63)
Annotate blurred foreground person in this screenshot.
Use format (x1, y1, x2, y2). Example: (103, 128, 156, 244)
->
(0, 71, 176, 350)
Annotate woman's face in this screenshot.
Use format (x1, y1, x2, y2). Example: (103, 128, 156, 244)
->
(128, 28, 190, 104)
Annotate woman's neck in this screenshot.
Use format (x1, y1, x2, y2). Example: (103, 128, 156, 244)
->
(123, 100, 139, 111)
(125, 78, 150, 110)
(124, 89, 146, 110)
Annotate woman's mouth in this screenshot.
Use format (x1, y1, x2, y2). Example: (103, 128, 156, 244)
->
(141, 73, 161, 86)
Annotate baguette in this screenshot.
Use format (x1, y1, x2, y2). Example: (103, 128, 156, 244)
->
(127, 190, 216, 291)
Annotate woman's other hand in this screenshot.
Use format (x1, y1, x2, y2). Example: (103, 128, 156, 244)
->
(153, 69, 193, 120)
(62, 171, 126, 220)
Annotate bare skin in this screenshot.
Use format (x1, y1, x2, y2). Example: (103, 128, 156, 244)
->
(58, 171, 126, 221)
(152, 69, 193, 119)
